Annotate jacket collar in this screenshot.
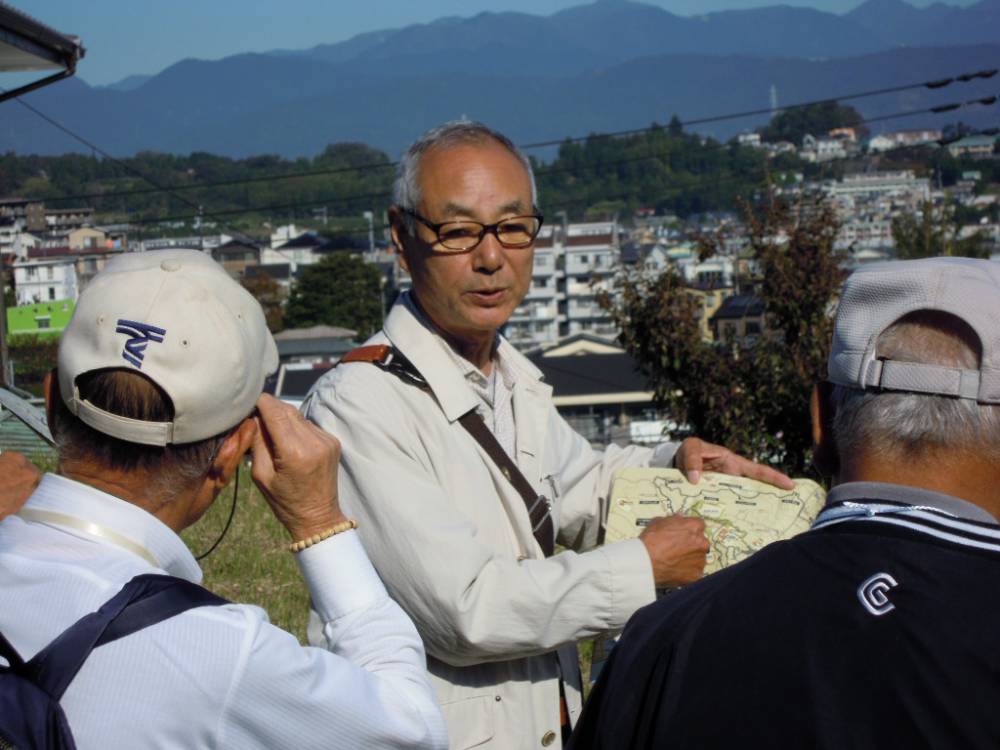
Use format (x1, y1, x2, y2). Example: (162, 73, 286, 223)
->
(384, 293, 547, 423)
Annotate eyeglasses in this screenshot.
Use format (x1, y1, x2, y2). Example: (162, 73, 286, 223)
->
(402, 208, 544, 252)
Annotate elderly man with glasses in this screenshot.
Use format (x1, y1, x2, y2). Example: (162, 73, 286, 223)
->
(303, 120, 791, 750)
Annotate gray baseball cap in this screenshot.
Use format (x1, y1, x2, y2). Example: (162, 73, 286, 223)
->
(59, 249, 279, 445)
(828, 257, 1000, 404)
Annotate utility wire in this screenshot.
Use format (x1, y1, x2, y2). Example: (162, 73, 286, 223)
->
(18, 68, 997, 205)
(121, 98, 999, 226)
(0, 85, 258, 242)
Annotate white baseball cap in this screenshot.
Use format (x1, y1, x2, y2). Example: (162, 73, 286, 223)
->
(58, 249, 279, 445)
(828, 257, 1000, 404)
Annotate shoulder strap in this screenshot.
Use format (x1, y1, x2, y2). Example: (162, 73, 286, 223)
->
(22, 574, 227, 700)
(340, 345, 555, 557)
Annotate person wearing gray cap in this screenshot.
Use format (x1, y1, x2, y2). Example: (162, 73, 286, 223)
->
(568, 256, 1000, 750)
(0, 250, 447, 749)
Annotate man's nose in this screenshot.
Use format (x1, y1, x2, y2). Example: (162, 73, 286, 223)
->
(471, 231, 505, 273)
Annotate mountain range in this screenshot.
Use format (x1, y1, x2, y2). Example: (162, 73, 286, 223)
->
(2, 0, 998, 159)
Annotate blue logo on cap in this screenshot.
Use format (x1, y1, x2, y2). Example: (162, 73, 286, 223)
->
(116, 319, 167, 369)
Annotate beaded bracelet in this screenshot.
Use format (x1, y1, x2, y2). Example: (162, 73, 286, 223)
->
(288, 519, 358, 553)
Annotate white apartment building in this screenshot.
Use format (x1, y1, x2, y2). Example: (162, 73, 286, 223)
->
(825, 170, 931, 215)
(505, 221, 622, 350)
(13, 259, 78, 305)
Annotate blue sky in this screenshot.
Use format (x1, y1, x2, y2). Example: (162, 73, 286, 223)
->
(15, 0, 978, 86)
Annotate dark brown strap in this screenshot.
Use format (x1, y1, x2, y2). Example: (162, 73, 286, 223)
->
(341, 344, 555, 557)
(458, 411, 555, 557)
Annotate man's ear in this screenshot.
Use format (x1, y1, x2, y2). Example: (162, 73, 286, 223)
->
(208, 417, 257, 489)
(811, 381, 839, 478)
(388, 206, 412, 273)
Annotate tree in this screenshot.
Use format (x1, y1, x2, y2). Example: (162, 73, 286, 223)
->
(891, 200, 989, 260)
(240, 272, 285, 333)
(601, 193, 846, 474)
(284, 253, 383, 338)
(759, 101, 868, 144)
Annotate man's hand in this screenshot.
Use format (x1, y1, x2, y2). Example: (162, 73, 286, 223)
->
(250, 394, 347, 542)
(639, 515, 710, 588)
(674, 437, 795, 490)
(0, 451, 41, 521)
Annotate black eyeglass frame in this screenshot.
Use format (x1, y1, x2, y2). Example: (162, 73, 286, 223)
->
(400, 208, 545, 252)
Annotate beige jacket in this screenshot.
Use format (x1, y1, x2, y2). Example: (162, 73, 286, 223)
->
(303, 299, 667, 750)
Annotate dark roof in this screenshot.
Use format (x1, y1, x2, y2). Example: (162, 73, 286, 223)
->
(711, 294, 765, 321)
(527, 350, 648, 398)
(0, 3, 84, 71)
(566, 234, 614, 247)
(277, 232, 331, 250)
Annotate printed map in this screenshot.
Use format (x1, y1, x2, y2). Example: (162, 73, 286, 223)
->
(607, 468, 826, 575)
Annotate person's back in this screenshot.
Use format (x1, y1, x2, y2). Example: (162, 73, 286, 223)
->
(570, 257, 1000, 750)
(577, 509, 1000, 748)
(0, 249, 446, 749)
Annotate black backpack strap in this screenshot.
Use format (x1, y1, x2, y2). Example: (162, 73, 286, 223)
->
(0, 630, 26, 670)
(23, 574, 227, 700)
(341, 344, 556, 557)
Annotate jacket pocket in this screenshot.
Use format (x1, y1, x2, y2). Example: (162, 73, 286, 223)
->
(439, 694, 496, 749)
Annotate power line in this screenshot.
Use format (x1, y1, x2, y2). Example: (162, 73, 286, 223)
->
(0, 85, 257, 242)
(16, 68, 996, 206)
(121, 98, 998, 226)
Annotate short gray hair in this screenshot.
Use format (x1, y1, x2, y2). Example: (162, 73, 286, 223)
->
(831, 310, 1000, 461)
(52, 369, 232, 506)
(393, 120, 538, 233)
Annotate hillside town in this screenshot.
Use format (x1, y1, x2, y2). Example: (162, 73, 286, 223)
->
(4, 125, 998, 446)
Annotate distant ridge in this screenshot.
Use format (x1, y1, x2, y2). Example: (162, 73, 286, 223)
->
(2, 0, 997, 158)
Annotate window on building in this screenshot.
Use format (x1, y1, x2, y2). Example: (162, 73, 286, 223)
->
(746, 321, 762, 335)
(48, 287, 56, 300)
(26, 266, 37, 279)
(36, 317, 50, 329)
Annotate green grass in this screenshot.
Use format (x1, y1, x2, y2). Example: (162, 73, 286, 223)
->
(180, 465, 311, 641)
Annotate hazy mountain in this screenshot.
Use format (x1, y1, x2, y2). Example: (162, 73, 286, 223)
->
(3, 43, 996, 159)
(846, 0, 1000, 47)
(98, 74, 153, 91)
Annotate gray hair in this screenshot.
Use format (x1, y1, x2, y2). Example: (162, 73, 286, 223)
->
(52, 369, 232, 506)
(831, 310, 1000, 461)
(393, 120, 538, 233)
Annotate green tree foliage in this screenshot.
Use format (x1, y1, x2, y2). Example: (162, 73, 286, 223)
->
(8, 335, 59, 396)
(891, 200, 989, 260)
(0, 142, 394, 233)
(759, 101, 868, 144)
(240, 273, 285, 333)
(601, 194, 846, 473)
(536, 124, 772, 220)
(284, 253, 382, 338)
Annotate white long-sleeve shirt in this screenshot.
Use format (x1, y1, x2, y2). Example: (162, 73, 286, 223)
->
(0, 473, 448, 749)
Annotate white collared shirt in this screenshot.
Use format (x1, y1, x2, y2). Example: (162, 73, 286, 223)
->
(0, 473, 447, 750)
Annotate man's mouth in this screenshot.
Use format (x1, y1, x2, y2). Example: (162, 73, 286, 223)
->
(469, 288, 506, 303)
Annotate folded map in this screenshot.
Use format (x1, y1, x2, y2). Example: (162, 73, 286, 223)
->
(607, 468, 827, 575)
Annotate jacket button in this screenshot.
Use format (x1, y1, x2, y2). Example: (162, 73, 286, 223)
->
(541, 730, 557, 746)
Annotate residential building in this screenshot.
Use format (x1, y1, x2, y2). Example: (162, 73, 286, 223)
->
(504, 220, 622, 350)
(525, 333, 663, 446)
(12, 257, 77, 305)
(710, 294, 767, 343)
(947, 134, 999, 160)
(211, 238, 261, 278)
